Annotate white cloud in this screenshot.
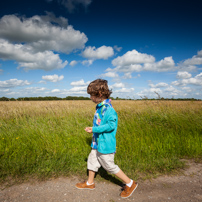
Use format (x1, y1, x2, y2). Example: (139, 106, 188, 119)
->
(49, 86, 88, 96)
(0, 79, 31, 88)
(38, 80, 47, 84)
(123, 72, 132, 79)
(25, 87, 46, 92)
(70, 79, 89, 86)
(0, 39, 68, 71)
(0, 69, 3, 74)
(137, 88, 162, 98)
(143, 56, 175, 72)
(69, 86, 87, 91)
(112, 50, 155, 67)
(110, 50, 176, 73)
(82, 59, 94, 66)
(149, 82, 169, 88)
(114, 64, 143, 73)
(182, 50, 202, 66)
(51, 89, 61, 93)
(69, 60, 78, 66)
(172, 72, 202, 86)
(0, 14, 88, 54)
(114, 87, 134, 93)
(177, 71, 192, 79)
(181, 87, 192, 92)
(164, 86, 182, 96)
(42, 74, 64, 82)
(82, 46, 114, 60)
(178, 50, 202, 71)
(111, 82, 125, 88)
(100, 72, 119, 78)
(0, 89, 10, 92)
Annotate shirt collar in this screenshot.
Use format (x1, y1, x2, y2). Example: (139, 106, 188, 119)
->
(96, 99, 111, 109)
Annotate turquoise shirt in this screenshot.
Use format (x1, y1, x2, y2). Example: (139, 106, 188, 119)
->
(91, 99, 112, 150)
(92, 102, 118, 154)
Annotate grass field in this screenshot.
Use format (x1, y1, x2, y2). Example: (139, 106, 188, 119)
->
(0, 100, 202, 184)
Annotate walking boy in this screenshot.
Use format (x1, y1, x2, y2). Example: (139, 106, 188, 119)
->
(76, 79, 138, 198)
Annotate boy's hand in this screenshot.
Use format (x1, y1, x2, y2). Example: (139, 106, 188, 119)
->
(85, 127, 93, 133)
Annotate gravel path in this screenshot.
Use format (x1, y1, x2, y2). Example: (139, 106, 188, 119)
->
(1, 161, 202, 202)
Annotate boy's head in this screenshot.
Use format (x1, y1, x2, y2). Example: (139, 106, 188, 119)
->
(87, 79, 112, 99)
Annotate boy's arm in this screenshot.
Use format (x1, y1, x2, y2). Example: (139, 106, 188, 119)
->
(92, 114, 117, 134)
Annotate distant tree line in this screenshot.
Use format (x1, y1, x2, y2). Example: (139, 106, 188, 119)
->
(0, 96, 90, 101)
(0, 96, 201, 101)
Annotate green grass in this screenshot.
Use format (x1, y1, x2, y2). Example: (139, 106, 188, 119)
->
(0, 100, 202, 184)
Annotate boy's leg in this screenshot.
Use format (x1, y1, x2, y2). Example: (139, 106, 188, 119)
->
(114, 169, 131, 184)
(76, 149, 101, 190)
(97, 152, 138, 198)
(75, 169, 96, 190)
(87, 170, 96, 184)
(115, 169, 138, 199)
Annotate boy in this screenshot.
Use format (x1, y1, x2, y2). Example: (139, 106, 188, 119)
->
(76, 79, 138, 198)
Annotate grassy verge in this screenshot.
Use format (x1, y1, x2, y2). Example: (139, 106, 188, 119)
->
(0, 100, 202, 184)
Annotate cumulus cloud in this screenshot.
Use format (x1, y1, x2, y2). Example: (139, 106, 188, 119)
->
(110, 50, 177, 73)
(82, 46, 114, 60)
(111, 82, 125, 88)
(172, 72, 202, 86)
(149, 82, 169, 88)
(38, 80, 47, 84)
(0, 39, 68, 71)
(25, 87, 46, 92)
(53, 79, 90, 95)
(100, 72, 119, 78)
(182, 50, 202, 66)
(112, 50, 155, 67)
(110, 50, 202, 75)
(123, 72, 132, 79)
(50, 86, 88, 96)
(82, 59, 94, 66)
(51, 89, 61, 93)
(42, 74, 64, 82)
(176, 71, 192, 79)
(0, 14, 88, 54)
(69, 86, 87, 91)
(69, 60, 78, 66)
(114, 87, 135, 93)
(0, 79, 31, 88)
(164, 86, 180, 93)
(0, 89, 10, 93)
(178, 50, 202, 71)
(143, 56, 175, 72)
(0, 13, 88, 70)
(70, 79, 89, 86)
(137, 88, 162, 98)
(181, 87, 192, 92)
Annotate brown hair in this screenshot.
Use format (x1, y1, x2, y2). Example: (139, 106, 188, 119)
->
(87, 79, 112, 98)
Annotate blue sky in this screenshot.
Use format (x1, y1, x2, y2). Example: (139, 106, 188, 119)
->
(0, 0, 202, 99)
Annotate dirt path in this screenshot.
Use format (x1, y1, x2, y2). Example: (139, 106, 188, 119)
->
(1, 161, 202, 202)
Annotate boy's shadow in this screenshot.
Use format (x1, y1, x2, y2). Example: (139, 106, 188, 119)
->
(85, 137, 123, 187)
(96, 168, 123, 187)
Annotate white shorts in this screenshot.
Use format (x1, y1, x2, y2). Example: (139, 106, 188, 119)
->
(87, 149, 120, 174)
